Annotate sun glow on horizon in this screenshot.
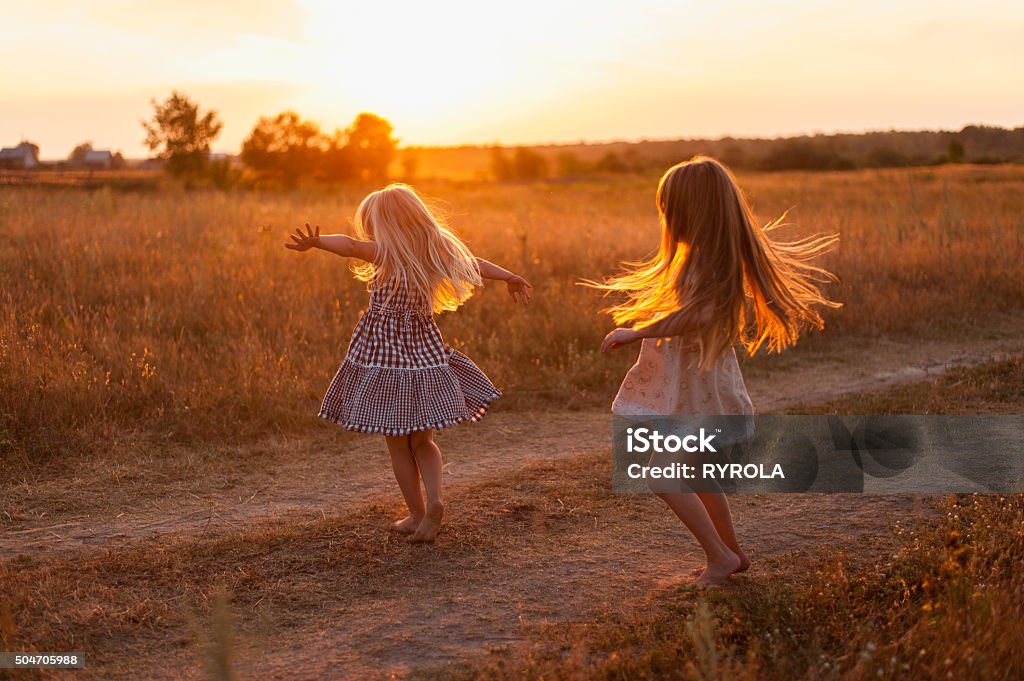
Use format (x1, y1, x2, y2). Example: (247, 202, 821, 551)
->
(301, 3, 506, 122)
(1, 0, 1023, 158)
(291, 0, 669, 145)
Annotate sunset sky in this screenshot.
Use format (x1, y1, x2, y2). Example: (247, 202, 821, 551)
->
(3, 0, 1023, 159)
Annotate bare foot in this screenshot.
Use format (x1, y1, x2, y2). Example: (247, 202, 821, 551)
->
(690, 550, 750, 577)
(389, 516, 421, 535)
(409, 501, 444, 543)
(694, 550, 742, 588)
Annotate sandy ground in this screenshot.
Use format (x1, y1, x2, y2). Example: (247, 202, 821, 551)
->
(3, 325, 1020, 560)
(228, 491, 927, 681)
(1, 322, 1022, 679)
(257, 493, 927, 681)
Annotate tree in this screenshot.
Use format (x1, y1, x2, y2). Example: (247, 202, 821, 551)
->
(947, 140, 965, 164)
(344, 113, 397, 182)
(719, 143, 748, 169)
(400, 148, 420, 181)
(241, 111, 328, 187)
(594, 151, 627, 173)
(490, 146, 548, 181)
(866, 146, 909, 168)
(235, 110, 398, 186)
(759, 139, 852, 171)
(490, 146, 513, 180)
(69, 142, 93, 164)
(512, 147, 548, 180)
(321, 128, 356, 183)
(142, 91, 223, 180)
(555, 151, 585, 177)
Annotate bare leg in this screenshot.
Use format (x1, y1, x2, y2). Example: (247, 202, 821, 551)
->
(688, 493, 750, 576)
(656, 492, 741, 587)
(408, 430, 445, 543)
(384, 435, 424, 534)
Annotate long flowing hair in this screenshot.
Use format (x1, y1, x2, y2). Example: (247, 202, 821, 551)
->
(350, 183, 482, 313)
(590, 156, 840, 366)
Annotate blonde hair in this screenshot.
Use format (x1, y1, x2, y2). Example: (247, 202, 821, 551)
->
(592, 156, 840, 366)
(351, 183, 482, 313)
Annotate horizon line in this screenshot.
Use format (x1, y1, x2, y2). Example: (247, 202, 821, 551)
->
(13, 120, 1023, 163)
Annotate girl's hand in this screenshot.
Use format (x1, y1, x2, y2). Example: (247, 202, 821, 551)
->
(600, 327, 641, 353)
(506, 274, 533, 305)
(285, 223, 320, 252)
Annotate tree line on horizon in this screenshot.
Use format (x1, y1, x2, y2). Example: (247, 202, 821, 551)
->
(6, 90, 1023, 184)
(484, 124, 1024, 180)
(139, 91, 397, 188)
(1, 92, 397, 187)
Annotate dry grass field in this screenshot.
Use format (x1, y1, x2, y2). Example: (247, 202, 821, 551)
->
(2, 164, 1023, 464)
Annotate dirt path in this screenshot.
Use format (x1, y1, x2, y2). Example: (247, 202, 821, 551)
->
(8, 454, 937, 681)
(2, 324, 1021, 561)
(236, 493, 927, 681)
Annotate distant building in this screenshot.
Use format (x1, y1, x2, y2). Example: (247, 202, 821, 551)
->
(0, 142, 40, 169)
(81, 150, 114, 169)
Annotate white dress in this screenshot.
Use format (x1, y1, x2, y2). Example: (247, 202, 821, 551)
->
(612, 337, 754, 444)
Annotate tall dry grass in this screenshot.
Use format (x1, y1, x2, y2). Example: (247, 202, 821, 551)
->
(1, 165, 1022, 460)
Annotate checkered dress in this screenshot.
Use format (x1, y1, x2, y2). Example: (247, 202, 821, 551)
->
(318, 278, 501, 435)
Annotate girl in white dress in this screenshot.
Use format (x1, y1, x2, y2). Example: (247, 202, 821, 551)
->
(593, 156, 839, 587)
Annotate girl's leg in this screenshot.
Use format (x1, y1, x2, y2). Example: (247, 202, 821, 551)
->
(655, 492, 741, 587)
(384, 435, 425, 534)
(408, 429, 444, 542)
(687, 445, 749, 575)
(695, 493, 750, 572)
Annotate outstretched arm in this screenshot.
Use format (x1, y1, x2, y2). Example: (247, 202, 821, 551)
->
(284, 223, 377, 262)
(475, 258, 533, 305)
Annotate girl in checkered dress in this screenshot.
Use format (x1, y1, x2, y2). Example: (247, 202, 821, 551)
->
(286, 184, 532, 542)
